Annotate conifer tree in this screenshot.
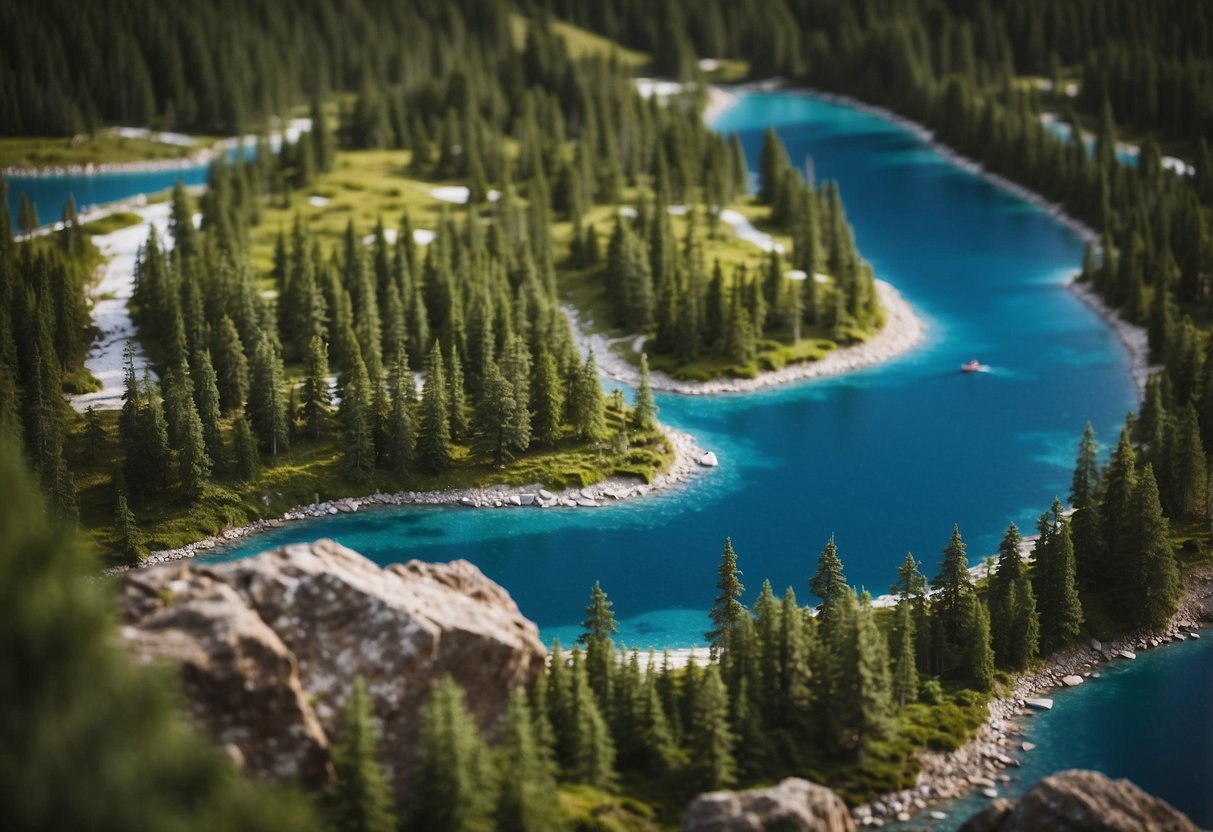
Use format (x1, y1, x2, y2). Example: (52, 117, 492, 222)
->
(687, 664, 736, 791)
(959, 597, 995, 692)
(570, 351, 606, 441)
(579, 581, 617, 706)
(810, 535, 848, 636)
(176, 376, 212, 501)
(571, 655, 617, 789)
(1033, 499, 1084, 654)
(339, 344, 375, 483)
(531, 349, 564, 446)
(1070, 422, 1104, 586)
(1130, 465, 1182, 630)
(632, 353, 658, 431)
(932, 525, 975, 673)
(248, 334, 289, 456)
(894, 552, 931, 674)
(214, 315, 250, 412)
(891, 601, 918, 707)
(472, 361, 518, 467)
(495, 692, 566, 832)
(987, 523, 1039, 670)
(706, 537, 745, 650)
(410, 677, 496, 832)
(300, 335, 331, 441)
(113, 484, 144, 563)
(1101, 426, 1138, 583)
(83, 405, 107, 460)
(192, 350, 224, 466)
(232, 415, 260, 482)
(446, 349, 469, 443)
(387, 351, 415, 480)
(1170, 403, 1207, 521)
(417, 344, 452, 473)
(326, 679, 397, 832)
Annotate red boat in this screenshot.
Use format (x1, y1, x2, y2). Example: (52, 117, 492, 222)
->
(961, 359, 983, 373)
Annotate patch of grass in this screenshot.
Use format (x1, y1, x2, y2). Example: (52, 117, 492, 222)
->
(509, 14, 649, 68)
(558, 785, 667, 832)
(80, 211, 144, 236)
(0, 133, 205, 169)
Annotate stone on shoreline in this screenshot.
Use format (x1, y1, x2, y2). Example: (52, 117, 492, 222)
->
(1024, 698, 1053, 711)
(1061, 675, 1083, 687)
(698, 451, 719, 467)
(1118, 650, 1137, 660)
(681, 777, 855, 831)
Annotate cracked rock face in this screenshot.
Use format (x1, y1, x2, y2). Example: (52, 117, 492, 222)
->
(119, 539, 547, 798)
(958, 769, 1202, 832)
(681, 778, 856, 832)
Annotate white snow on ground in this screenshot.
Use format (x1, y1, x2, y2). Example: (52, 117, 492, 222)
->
(428, 185, 501, 204)
(111, 126, 197, 147)
(69, 203, 176, 411)
(697, 58, 719, 72)
(634, 78, 686, 100)
(785, 269, 807, 281)
(307, 195, 330, 208)
(718, 208, 784, 253)
(361, 228, 435, 246)
(1041, 112, 1196, 177)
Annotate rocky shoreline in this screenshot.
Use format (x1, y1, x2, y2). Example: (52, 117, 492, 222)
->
(854, 562, 1213, 828)
(573, 280, 925, 396)
(105, 427, 713, 575)
(1067, 275, 1154, 394)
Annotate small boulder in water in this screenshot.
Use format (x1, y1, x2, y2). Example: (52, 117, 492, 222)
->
(698, 451, 719, 467)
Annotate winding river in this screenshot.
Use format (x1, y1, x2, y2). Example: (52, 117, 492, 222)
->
(16, 91, 1212, 825)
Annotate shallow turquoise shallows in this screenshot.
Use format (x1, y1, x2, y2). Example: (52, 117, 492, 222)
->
(4, 145, 252, 232)
(203, 91, 1135, 654)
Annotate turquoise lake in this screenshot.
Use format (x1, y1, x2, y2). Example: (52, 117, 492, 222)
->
(19, 89, 1212, 825)
(205, 90, 1136, 651)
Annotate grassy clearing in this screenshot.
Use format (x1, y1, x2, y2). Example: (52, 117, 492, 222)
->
(246, 148, 456, 273)
(80, 211, 145, 235)
(509, 14, 649, 68)
(0, 133, 207, 169)
(69, 404, 673, 563)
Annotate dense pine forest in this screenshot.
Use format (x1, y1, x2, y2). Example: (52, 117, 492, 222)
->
(2, 0, 1212, 830)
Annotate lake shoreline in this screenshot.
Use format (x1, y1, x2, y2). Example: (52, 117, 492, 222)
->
(103, 426, 713, 575)
(854, 562, 1213, 827)
(573, 279, 926, 396)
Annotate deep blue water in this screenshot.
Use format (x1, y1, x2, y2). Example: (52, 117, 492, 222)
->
(921, 634, 1213, 830)
(203, 91, 1136, 652)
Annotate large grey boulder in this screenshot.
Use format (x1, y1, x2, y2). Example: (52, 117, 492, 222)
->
(959, 770, 1202, 832)
(120, 539, 547, 800)
(682, 778, 855, 831)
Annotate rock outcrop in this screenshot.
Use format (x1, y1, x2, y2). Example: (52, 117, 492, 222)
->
(958, 770, 1202, 832)
(119, 539, 547, 799)
(682, 778, 855, 832)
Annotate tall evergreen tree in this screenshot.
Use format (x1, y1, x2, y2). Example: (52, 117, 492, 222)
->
(248, 334, 289, 456)
(417, 344, 452, 473)
(495, 692, 566, 832)
(339, 344, 375, 483)
(987, 524, 1039, 671)
(192, 350, 224, 466)
(1069, 422, 1104, 587)
(531, 349, 564, 446)
(579, 581, 617, 706)
(1033, 499, 1084, 654)
(891, 600, 918, 707)
(326, 679, 397, 832)
(232, 415, 260, 482)
(706, 537, 745, 650)
(387, 350, 415, 480)
(570, 351, 606, 441)
(687, 664, 736, 791)
(300, 335, 331, 441)
(810, 535, 848, 636)
(410, 678, 496, 832)
(632, 353, 658, 431)
(1129, 465, 1183, 630)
